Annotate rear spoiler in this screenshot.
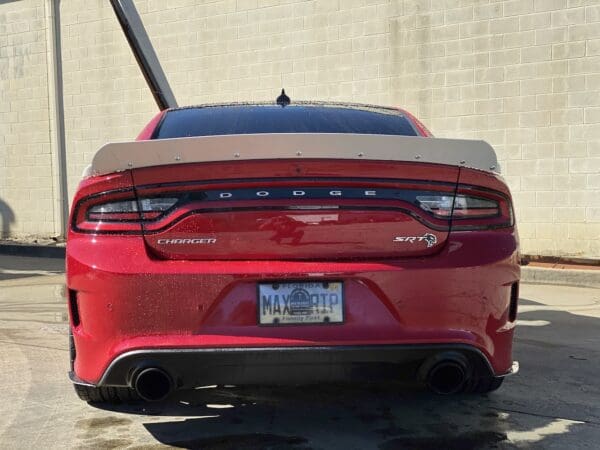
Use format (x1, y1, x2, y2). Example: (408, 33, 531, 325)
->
(89, 133, 500, 177)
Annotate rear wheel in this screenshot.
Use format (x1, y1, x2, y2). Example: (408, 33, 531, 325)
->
(73, 384, 140, 404)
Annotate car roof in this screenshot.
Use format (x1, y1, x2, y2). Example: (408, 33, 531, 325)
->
(167, 101, 405, 115)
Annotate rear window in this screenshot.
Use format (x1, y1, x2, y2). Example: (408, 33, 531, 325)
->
(153, 105, 419, 139)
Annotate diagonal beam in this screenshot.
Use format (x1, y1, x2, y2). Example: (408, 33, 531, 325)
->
(109, 0, 178, 110)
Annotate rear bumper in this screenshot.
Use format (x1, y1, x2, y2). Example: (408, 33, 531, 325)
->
(69, 344, 519, 388)
(67, 229, 520, 385)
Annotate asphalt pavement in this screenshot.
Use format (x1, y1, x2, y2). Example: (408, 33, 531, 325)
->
(0, 254, 599, 449)
(0, 253, 64, 281)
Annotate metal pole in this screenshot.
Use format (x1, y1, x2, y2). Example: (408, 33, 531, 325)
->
(109, 0, 178, 110)
(46, 0, 69, 239)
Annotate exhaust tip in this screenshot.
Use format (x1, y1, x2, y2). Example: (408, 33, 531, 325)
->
(419, 352, 470, 395)
(426, 361, 467, 395)
(133, 368, 173, 402)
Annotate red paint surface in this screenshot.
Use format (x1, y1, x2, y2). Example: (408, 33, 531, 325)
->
(135, 110, 167, 140)
(395, 107, 434, 137)
(67, 228, 519, 384)
(67, 109, 519, 385)
(130, 160, 459, 260)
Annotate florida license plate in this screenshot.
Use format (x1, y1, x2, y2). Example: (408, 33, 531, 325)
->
(258, 281, 344, 325)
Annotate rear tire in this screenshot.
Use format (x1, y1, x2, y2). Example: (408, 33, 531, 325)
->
(73, 384, 140, 404)
(466, 375, 504, 394)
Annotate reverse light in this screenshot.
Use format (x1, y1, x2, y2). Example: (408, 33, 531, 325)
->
(415, 195, 455, 217)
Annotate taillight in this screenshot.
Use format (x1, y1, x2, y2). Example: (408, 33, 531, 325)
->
(417, 194, 499, 219)
(87, 198, 178, 221)
(452, 195, 500, 219)
(416, 195, 456, 218)
(72, 178, 513, 234)
(87, 199, 139, 221)
(72, 191, 179, 233)
(416, 191, 513, 230)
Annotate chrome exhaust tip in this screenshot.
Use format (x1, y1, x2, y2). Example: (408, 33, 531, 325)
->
(133, 367, 173, 402)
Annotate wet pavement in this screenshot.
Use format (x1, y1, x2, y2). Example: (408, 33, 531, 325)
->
(0, 255, 599, 449)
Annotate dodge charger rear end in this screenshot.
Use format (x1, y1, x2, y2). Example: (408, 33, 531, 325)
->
(67, 103, 519, 403)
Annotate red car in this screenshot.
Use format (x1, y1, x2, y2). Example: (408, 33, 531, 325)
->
(67, 102, 519, 403)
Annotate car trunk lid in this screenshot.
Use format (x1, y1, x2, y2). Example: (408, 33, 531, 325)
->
(88, 132, 500, 260)
(130, 158, 460, 260)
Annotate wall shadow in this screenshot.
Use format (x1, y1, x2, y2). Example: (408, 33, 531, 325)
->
(0, 197, 15, 239)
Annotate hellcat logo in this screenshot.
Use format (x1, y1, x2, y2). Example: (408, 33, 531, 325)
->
(157, 238, 216, 245)
(393, 233, 437, 248)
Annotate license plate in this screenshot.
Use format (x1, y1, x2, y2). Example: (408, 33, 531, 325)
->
(258, 281, 344, 325)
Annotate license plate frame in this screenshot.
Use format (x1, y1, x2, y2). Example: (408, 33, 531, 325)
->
(257, 281, 344, 326)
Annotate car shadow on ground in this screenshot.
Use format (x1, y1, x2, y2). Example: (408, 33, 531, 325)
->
(81, 297, 600, 449)
(94, 384, 518, 449)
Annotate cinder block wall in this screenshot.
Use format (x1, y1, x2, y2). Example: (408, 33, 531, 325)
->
(0, 0, 55, 237)
(2, 0, 600, 259)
